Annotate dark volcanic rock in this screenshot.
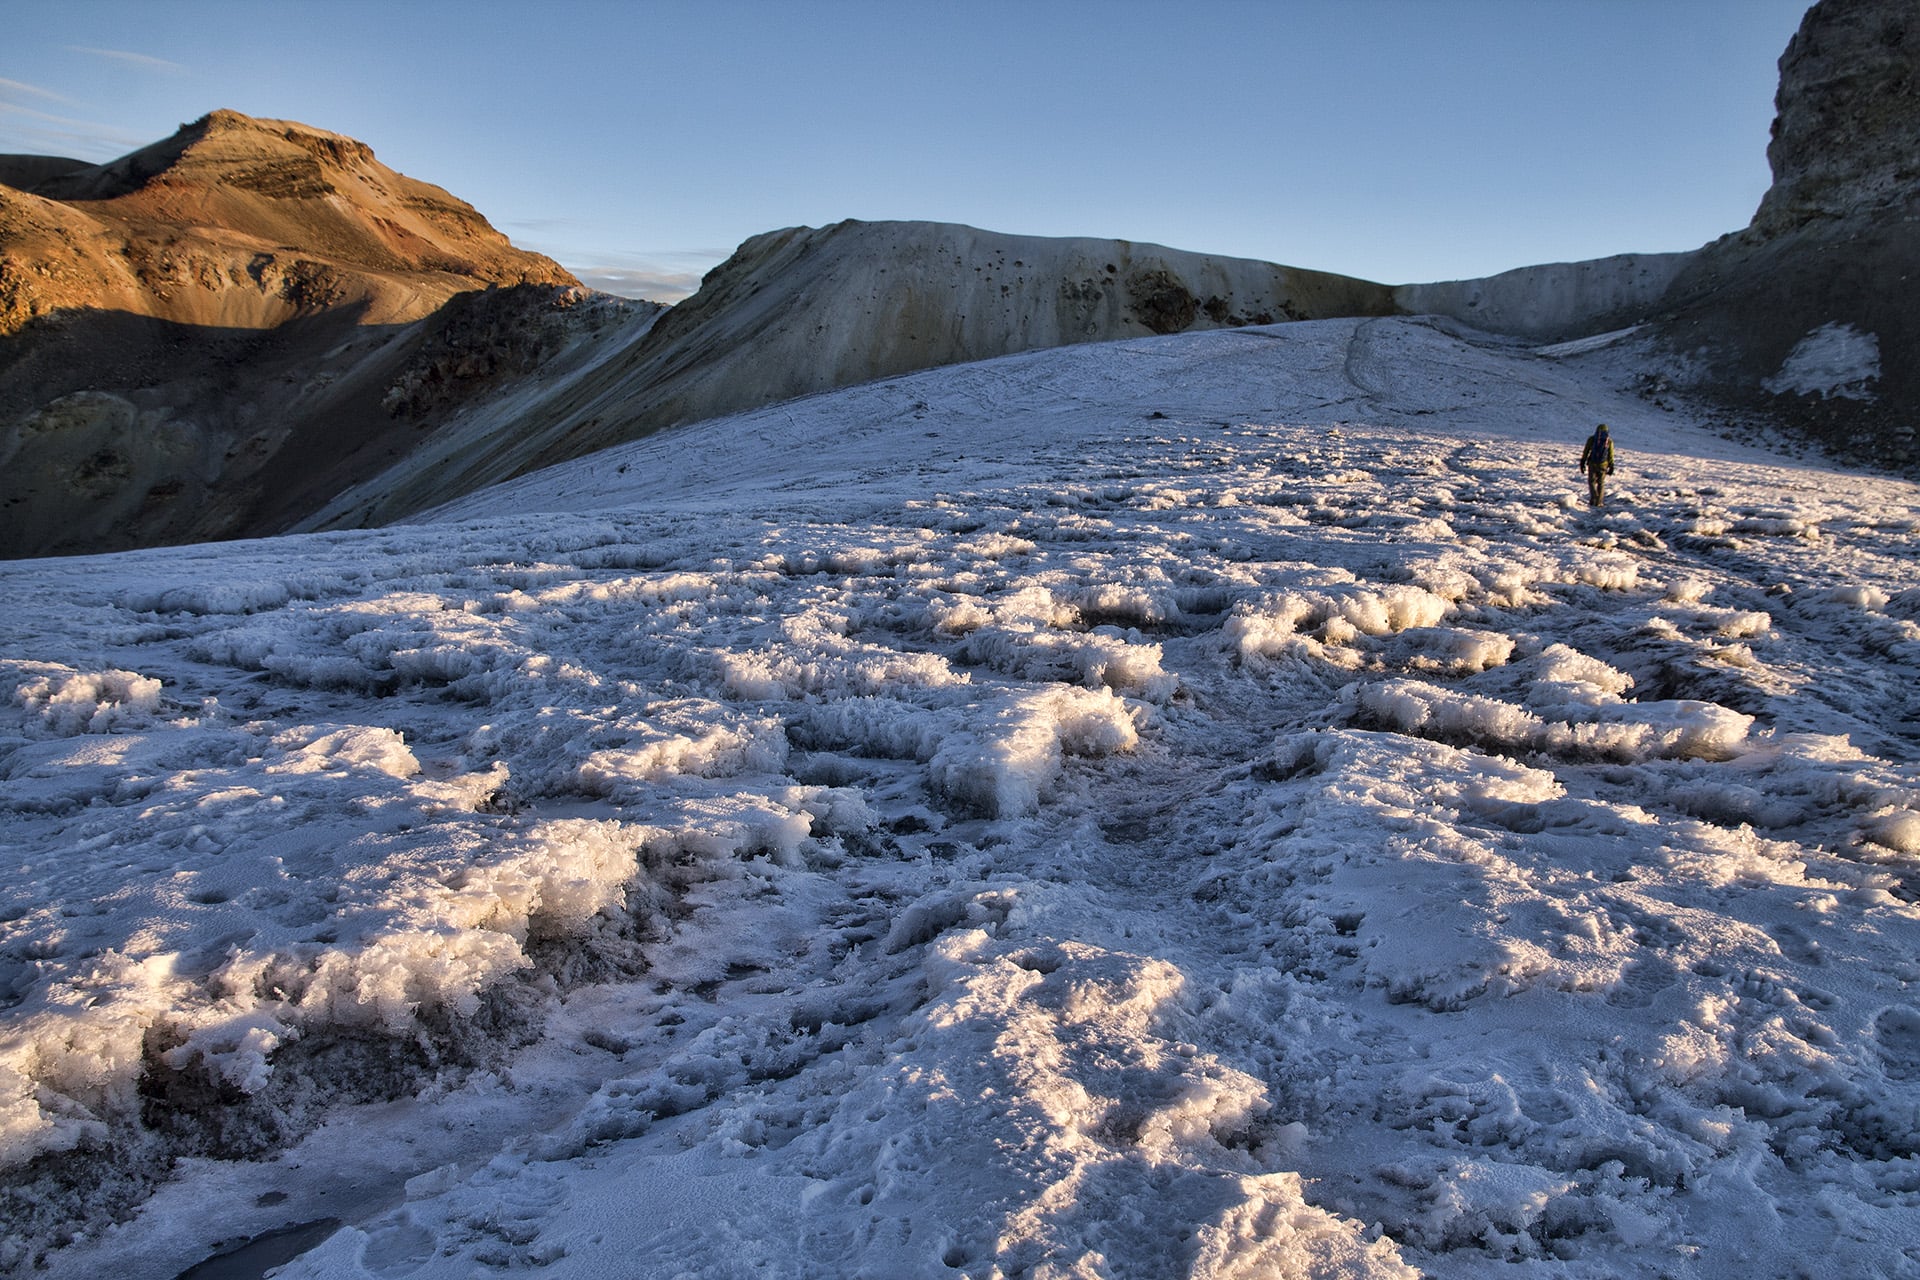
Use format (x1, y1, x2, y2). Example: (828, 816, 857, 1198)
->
(381, 285, 619, 421)
(1755, 0, 1919, 234)
(1649, 0, 1920, 471)
(1125, 267, 1201, 335)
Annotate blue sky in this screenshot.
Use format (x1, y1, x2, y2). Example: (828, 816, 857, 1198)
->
(3, 1, 1812, 302)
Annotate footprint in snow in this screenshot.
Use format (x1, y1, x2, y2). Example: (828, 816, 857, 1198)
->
(1872, 1006, 1920, 1081)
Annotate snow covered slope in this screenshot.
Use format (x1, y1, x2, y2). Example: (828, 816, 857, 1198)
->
(2, 318, 1917, 1278)
(299, 220, 1396, 531)
(1392, 252, 1694, 342)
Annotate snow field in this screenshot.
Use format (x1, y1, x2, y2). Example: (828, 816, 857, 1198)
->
(1, 317, 1917, 1277)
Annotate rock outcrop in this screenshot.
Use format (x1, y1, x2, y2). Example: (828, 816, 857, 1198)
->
(1754, 0, 1919, 234)
(1643, 0, 1917, 467)
(0, 111, 596, 557)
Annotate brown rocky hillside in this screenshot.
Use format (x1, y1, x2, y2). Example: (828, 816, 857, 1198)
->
(0, 109, 574, 335)
(0, 110, 622, 557)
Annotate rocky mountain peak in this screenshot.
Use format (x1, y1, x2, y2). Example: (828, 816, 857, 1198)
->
(1752, 0, 1919, 234)
(197, 106, 374, 156)
(0, 111, 590, 556)
(0, 109, 576, 340)
(183, 109, 381, 185)
(25, 110, 376, 203)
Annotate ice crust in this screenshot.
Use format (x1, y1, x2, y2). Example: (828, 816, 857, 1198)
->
(2, 317, 1918, 1278)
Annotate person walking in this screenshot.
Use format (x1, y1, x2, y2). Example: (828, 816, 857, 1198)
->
(1579, 423, 1615, 507)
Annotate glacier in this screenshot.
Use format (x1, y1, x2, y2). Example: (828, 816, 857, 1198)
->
(2, 317, 1917, 1278)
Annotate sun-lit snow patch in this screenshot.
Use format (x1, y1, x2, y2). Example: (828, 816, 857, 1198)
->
(1864, 809, 1920, 854)
(1566, 553, 1642, 591)
(931, 686, 1142, 817)
(958, 623, 1178, 699)
(1823, 583, 1889, 611)
(575, 718, 788, 792)
(714, 636, 965, 700)
(9, 661, 164, 735)
(269, 724, 421, 779)
(929, 581, 1179, 695)
(1359, 677, 1755, 762)
(0, 808, 644, 1167)
(1227, 583, 1454, 663)
(1389, 626, 1518, 675)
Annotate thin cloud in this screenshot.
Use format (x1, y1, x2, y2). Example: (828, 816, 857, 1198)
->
(0, 77, 72, 105)
(570, 265, 705, 304)
(509, 217, 588, 235)
(507, 226, 731, 270)
(67, 46, 187, 73)
(0, 102, 97, 128)
(658, 248, 733, 265)
(0, 100, 150, 159)
(507, 235, 724, 303)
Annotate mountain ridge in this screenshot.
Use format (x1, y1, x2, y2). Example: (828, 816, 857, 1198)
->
(295, 218, 1402, 531)
(3, 0, 1914, 557)
(0, 109, 577, 336)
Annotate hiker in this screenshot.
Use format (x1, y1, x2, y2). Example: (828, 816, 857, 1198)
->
(1579, 423, 1615, 507)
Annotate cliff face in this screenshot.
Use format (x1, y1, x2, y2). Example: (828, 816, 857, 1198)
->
(1754, 0, 1919, 234)
(1646, 0, 1918, 468)
(0, 111, 597, 557)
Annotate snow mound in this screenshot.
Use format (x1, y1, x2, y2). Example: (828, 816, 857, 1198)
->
(1227, 584, 1459, 669)
(9, 661, 164, 735)
(932, 686, 1142, 817)
(1359, 677, 1755, 762)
